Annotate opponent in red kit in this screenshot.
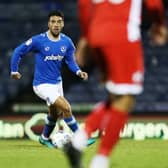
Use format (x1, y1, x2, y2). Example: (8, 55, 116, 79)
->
(64, 1, 167, 168)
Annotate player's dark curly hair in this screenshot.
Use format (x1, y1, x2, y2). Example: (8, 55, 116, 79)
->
(48, 10, 64, 20)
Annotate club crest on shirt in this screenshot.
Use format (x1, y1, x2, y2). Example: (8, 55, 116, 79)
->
(45, 46, 50, 51)
(25, 38, 32, 46)
(60, 46, 67, 53)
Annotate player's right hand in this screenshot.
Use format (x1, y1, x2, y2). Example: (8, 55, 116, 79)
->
(10, 72, 22, 80)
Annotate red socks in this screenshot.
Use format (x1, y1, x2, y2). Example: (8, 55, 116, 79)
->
(84, 101, 128, 156)
(85, 102, 106, 137)
(98, 107, 128, 156)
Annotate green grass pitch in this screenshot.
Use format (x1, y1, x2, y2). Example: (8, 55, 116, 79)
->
(0, 139, 168, 168)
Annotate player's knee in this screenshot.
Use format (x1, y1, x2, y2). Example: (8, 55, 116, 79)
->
(53, 96, 72, 117)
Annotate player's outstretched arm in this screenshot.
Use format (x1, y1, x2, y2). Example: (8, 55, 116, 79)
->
(10, 36, 36, 80)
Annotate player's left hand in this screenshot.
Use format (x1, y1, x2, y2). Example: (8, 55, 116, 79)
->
(77, 71, 88, 81)
(10, 72, 22, 80)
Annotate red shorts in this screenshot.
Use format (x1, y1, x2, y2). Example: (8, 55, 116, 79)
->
(92, 41, 144, 95)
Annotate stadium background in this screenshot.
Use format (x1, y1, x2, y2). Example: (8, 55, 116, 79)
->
(1, 0, 168, 140)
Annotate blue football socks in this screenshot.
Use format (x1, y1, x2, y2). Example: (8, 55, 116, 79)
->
(64, 116, 79, 132)
(42, 115, 56, 138)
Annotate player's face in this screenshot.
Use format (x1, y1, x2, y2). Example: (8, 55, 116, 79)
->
(48, 16, 64, 37)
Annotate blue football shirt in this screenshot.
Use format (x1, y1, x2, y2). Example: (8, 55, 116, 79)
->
(10, 31, 81, 86)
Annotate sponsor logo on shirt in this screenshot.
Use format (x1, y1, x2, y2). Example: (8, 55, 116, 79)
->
(44, 54, 64, 61)
(45, 46, 50, 51)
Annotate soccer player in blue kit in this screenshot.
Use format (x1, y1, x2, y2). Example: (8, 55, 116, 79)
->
(10, 10, 95, 148)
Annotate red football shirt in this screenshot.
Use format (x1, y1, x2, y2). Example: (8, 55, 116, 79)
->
(78, 0, 164, 46)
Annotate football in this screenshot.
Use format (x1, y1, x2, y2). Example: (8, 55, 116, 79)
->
(51, 131, 72, 148)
